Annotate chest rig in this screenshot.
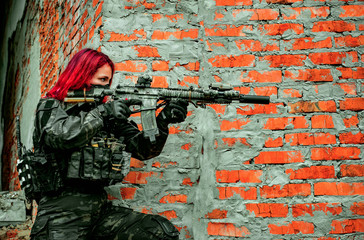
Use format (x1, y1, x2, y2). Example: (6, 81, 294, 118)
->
(64, 102, 131, 182)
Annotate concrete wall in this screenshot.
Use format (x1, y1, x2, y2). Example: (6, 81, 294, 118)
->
(1, 0, 363, 239)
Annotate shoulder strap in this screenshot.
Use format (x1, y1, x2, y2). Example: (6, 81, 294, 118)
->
(34, 99, 60, 150)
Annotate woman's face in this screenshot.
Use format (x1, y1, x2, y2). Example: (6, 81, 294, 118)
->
(89, 64, 112, 86)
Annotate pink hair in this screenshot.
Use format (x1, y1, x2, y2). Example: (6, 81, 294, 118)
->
(47, 48, 115, 101)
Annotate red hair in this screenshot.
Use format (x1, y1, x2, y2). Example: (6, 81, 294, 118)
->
(47, 48, 115, 101)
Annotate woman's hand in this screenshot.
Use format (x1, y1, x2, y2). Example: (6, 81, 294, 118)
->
(99, 99, 142, 121)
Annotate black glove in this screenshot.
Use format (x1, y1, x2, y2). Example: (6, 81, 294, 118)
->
(158, 99, 188, 124)
(99, 99, 142, 121)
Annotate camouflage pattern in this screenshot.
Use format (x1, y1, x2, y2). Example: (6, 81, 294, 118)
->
(30, 188, 179, 239)
(30, 98, 179, 239)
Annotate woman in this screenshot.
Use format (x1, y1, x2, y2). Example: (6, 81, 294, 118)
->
(29, 48, 187, 239)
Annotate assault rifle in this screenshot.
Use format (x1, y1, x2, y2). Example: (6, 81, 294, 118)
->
(65, 76, 270, 143)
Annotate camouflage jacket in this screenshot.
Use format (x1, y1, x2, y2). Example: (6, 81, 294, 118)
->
(32, 98, 169, 190)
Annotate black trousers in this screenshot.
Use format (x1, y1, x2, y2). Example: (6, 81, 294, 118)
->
(30, 189, 179, 240)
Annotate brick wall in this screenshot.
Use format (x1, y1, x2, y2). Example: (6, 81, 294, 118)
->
(2, 0, 363, 239)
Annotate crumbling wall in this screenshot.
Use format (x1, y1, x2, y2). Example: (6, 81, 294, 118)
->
(1, 0, 363, 239)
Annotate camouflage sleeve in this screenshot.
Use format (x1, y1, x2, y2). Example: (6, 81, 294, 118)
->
(112, 120, 169, 160)
(34, 98, 104, 150)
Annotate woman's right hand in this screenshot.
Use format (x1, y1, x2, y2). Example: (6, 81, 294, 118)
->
(99, 99, 142, 121)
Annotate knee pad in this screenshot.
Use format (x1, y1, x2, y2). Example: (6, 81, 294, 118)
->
(141, 215, 179, 239)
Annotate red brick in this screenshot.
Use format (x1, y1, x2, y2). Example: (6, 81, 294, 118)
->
(158, 210, 177, 220)
(152, 60, 169, 71)
(340, 164, 364, 177)
(95, 16, 102, 29)
(268, 221, 314, 235)
(124, 1, 156, 9)
(311, 147, 361, 161)
(350, 202, 364, 215)
(132, 45, 160, 58)
(235, 39, 279, 52)
(151, 13, 184, 23)
(175, 61, 200, 71)
(208, 105, 226, 116)
(286, 166, 336, 180)
(284, 37, 332, 50)
(264, 137, 283, 148)
(335, 35, 364, 48)
(261, 54, 306, 67)
(285, 132, 336, 146)
(339, 132, 364, 144)
(130, 158, 145, 168)
(207, 222, 250, 237)
(312, 21, 356, 32)
(115, 60, 147, 72)
(92, 0, 99, 8)
(260, 184, 311, 198)
(168, 126, 193, 134)
(330, 219, 364, 234)
(182, 177, 194, 186)
(339, 97, 364, 111)
(181, 143, 192, 151)
(209, 54, 255, 68)
(218, 187, 257, 200)
(311, 115, 335, 129)
(314, 182, 364, 196)
(216, 170, 263, 183)
(338, 67, 364, 79)
(266, 0, 302, 3)
(264, 116, 309, 130)
(123, 171, 161, 184)
(219, 119, 250, 131)
(205, 25, 253, 37)
(246, 203, 288, 217)
(233, 86, 250, 94)
(338, 5, 364, 18)
(108, 29, 147, 41)
(152, 161, 178, 168)
(94, 1, 103, 20)
(218, 137, 250, 147)
(255, 150, 305, 164)
(309, 51, 358, 65)
(178, 76, 199, 88)
(206, 40, 225, 51)
(334, 82, 357, 95)
(237, 103, 283, 115)
(259, 23, 304, 35)
(343, 114, 359, 128)
(288, 100, 336, 113)
(214, 0, 253, 6)
(292, 203, 342, 217)
(151, 29, 198, 40)
(120, 187, 137, 200)
(151, 76, 168, 88)
(282, 7, 330, 20)
(253, 86, 277, 97)
(282, 88, 302, 98)
(285, 69, 333, 82)
(159, 194, 188, 203)
(240, 70, 282, 83)
(232, 9, 279, 21)
(205, 209, 228, 219)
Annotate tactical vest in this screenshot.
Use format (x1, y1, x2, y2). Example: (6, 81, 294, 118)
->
(66, 136, 131, 181)
(18, 99, 131, 200)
